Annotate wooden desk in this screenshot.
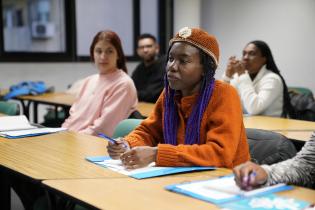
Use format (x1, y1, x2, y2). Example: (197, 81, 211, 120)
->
(16, 92, 75, 123)
(42, 173, 315, 210)
(137, 102, 155, 117)
(42, 169, 229, 210)
(8, 91, 155, 122)
(244, 116, 315, 142)
(0, 131, 124, 180)
(0, 131, 127, 210)
(277, 130, 313, 142)
(244, 116, 315, 131)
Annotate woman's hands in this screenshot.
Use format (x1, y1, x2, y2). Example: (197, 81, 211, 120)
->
(226, 56, 246, 77)
(121, 146, 158, 169)
(106, 138, 130, 159)
(107, 139, 158, 169)
(233, 161, 268, 190)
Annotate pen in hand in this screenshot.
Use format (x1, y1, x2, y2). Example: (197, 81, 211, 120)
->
(242, 171, 256, 190)
(99, 133, 129, 150)
(98, 133, 117, 144)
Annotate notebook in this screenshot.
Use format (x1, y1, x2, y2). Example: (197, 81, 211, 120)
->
(165, 175, 293, 204)
(0, 115, 67, 138)
(86, 156, 215, 179)
(0, 115, 36, 131)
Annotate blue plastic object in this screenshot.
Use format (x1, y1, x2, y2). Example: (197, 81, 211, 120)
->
(3, 81, 47, 100)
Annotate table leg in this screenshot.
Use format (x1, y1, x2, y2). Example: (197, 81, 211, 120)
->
(33, 101, 38, 124)
(19, 99, 31, 119)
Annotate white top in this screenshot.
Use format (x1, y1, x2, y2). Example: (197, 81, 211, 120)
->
(222, 65, 283, 117)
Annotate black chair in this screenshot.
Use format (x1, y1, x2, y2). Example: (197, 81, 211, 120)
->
(246, 128, 297, 165)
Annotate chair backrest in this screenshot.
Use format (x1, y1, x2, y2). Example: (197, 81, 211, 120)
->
(112, 119, 143, 138)
(246, 128, 297, 165)
(289, 89, 315, 121)
(288, 86, 313, 96)
(0, 101, 20, 116)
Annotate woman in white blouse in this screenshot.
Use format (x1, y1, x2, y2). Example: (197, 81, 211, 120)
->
(222, 40, 295, 118)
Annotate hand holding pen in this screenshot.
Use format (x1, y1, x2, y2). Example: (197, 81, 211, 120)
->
(233, 161, 268, 190)
(98, 133, 130, 160)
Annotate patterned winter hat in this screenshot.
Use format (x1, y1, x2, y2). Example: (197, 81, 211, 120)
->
(169, 27, 220, 67)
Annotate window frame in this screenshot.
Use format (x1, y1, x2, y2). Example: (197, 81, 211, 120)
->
(0, 0, 173, 62)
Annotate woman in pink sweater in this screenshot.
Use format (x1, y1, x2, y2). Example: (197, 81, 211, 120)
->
(62, 30, 138, 136)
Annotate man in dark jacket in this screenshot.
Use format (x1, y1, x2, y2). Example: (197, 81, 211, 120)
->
(131, 34, 165, 103)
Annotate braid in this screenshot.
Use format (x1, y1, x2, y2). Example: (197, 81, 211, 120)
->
(164, 50, 216, 145)
(163, 76, 178, 145)
(278, 75, 296, 118)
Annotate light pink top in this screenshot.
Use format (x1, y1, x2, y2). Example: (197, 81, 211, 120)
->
(62, 70, 138, 136)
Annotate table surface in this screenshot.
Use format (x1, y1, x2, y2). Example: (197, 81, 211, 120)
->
(15, 92, 156, 118)
(244, 116, 315, 131)
(277, 130, 313, 142)
(0, 131, 125, 180)
(17, 92, 76, 106)
(43, 170, 315, 210)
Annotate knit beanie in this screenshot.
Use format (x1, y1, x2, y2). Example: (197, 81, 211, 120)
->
(169, 27, 220, 67)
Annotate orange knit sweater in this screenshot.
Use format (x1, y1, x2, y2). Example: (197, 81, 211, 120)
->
(125, 80, 250, 168)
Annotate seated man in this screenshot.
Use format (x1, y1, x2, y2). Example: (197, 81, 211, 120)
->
(131, 33, 165, 103)
(233, 132, 315, 190)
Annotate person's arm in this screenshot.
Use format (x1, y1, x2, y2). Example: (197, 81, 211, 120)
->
(234, 134, 315, 189)
(124, 83, 249, 168)
(62, 78, 89, 128)
(80, 80, 137, 136)
(233, 161, 268, 190)
(155, 84, 249, 168)
(222, 56, 244, 83)
(233, 72, 283, 115)
(262, 134, 315, 188)
(124, 91, 165, 148)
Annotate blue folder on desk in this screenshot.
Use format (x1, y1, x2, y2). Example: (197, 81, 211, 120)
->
(165, 175, 293, 204)
(86, 156, 215, 179)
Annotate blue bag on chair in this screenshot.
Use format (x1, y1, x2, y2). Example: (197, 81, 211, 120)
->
(3, 81, 48, 100)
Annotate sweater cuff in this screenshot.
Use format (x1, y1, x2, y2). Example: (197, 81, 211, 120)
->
(156, 144, 180, 166)
(261, 164, 272, 186)
(125, 136, 148, 148)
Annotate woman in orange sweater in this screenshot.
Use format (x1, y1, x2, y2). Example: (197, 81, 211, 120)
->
(107, 27, 250, 169)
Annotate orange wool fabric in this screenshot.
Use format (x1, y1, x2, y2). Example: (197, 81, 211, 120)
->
(125, 80, 250, 168)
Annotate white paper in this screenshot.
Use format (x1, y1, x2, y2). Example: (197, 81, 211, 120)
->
(177, 176, 286, 199)
(0, 115, 36, 131)
(97, 159, 167, 176)
(0, 127, 67, 137)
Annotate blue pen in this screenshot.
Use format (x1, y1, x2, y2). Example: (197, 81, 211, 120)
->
(98, 133, 117, 144)
(243, 171, 256, 190)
